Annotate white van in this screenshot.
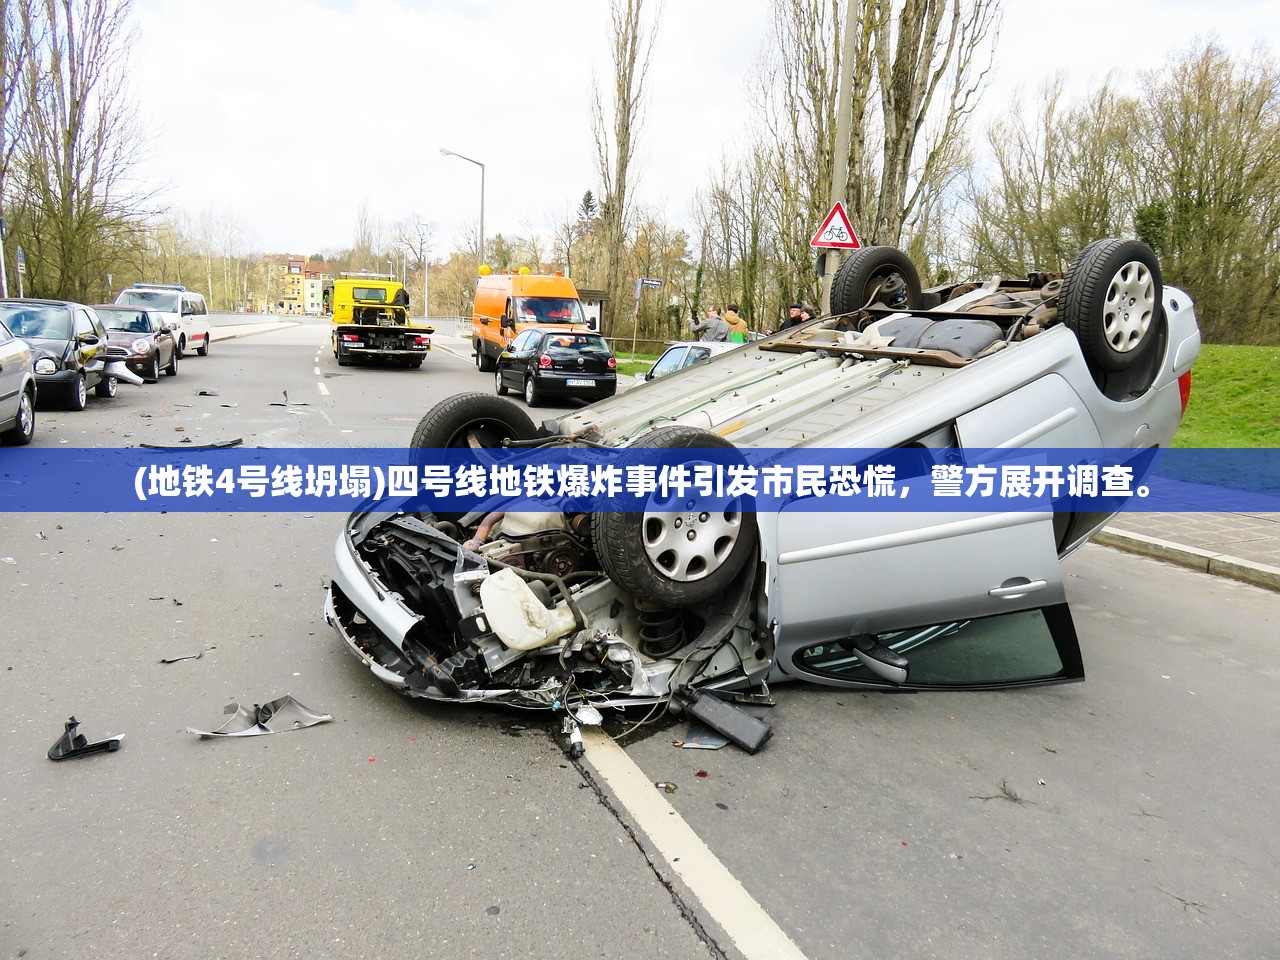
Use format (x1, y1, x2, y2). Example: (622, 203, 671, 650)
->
(114, 283, 211, 358)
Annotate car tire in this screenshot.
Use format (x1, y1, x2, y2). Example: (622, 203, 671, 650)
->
(1061, 239, 1163, 374)
(1, 388, 35, 445)
(476, 342, 495, 372)
(147, 354, 161, 383)
(66, 373, 87, 411)
(175, 336, 185, 359)
(196, 334, 210, 357)
(165, 350, 178, 377)
(592, 425, 758, 608)
(95, 375, 117, 399)
(495, 367, 508, 396)
(524, 375, 540, 407)
(410, 392, 538, 449)
(830, 246, 923, 315)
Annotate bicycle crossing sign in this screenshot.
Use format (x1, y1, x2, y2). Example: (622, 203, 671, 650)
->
(810, 202, 862, 250)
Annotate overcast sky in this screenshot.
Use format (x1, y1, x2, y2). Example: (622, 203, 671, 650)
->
(131, 0, 1280, 257)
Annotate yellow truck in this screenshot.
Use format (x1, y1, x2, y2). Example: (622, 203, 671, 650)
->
(330, 274, 434, 368)
(471, 270, 586, 371)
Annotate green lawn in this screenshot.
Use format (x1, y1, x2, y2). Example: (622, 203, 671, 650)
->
(614, 352, 659, 378)
(1172, 344, 1280, 448)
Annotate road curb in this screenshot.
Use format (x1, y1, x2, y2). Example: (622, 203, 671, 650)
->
(1095, 528, 1280, 593)
(209, 322, 301, 342)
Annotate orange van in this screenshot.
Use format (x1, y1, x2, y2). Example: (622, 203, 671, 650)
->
(472, 271, 587, 371)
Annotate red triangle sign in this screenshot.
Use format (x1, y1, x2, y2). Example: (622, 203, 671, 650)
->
(810, 202, 862, 250)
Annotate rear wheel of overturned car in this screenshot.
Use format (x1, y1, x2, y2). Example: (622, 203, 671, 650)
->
(1061, 238, 1163, 375)
(410, 392, 538, 449)
(592, 425, 758, 608)
(95, 375, 117, 398)
(830, 246, 923, 315)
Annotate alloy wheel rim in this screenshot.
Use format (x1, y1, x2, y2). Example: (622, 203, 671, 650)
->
(18, 394, 32, 436)
(640, 493, 743, 582)
(1102, 260, 1155, 353)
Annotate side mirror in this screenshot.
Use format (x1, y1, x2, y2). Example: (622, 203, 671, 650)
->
(78, 333, 100, 345)
(160, 326, 172, 334)
(634, 371, 647, 382)
(500, 316, 515, 330)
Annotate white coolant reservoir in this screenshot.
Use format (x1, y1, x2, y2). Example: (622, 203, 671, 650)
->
(500, 512, 567, 537)
(479, 568, 578, 651)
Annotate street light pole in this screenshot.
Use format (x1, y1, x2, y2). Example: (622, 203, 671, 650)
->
(440, 148, 485, 268)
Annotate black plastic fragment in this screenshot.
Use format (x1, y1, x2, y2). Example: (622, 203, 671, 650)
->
(47, 716, 125, 761)
(675, 689, 773, 754)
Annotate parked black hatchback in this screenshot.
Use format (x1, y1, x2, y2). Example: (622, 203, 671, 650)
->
(0, 299, 113, 410)
(495, 327, 617, 406)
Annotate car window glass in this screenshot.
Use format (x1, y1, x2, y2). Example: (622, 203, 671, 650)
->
(542, 333, 609, 358)
(684, 347, 712, 368)
(510, 331, 535, 351)
(74, 310, 95, 337)
(117, 290, 180, 313)
(1, 305, 71, 339)
(794, 607, 1076, 688)
(0, 319, 11, 344)
(650, 348, 686, 378)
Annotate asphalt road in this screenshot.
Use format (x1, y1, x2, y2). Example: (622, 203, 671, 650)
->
(2, 321, 1277, 960)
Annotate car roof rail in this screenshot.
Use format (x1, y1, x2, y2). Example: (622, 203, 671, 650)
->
(132, 282, 187, 291)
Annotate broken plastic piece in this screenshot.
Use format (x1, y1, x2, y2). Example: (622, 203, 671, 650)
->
(187, 695, 333, 738)
(48, 716, 124, 761)
(159, 649, 203, 664)
(139, 438, 243, 450)
(568, 725, 585, 759)
(675, 689, 773, 754)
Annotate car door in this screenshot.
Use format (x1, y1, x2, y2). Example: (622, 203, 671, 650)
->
(647, 346, 687, 380)
(0, 318, 27, 420)
(681, 346, 714, 370)
(73, 308, 103, 383)
(501, 330, 536, 388)
(151, 311, 174, 364)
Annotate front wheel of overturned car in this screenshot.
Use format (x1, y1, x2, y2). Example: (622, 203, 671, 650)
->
(830, 246, 923, 315)
(410, 391, 538, 449)
(95, 375, 117, 398)
(1062, 238, 1163, 375)
(592, 425, 758, 608)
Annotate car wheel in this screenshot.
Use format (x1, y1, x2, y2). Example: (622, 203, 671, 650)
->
(495, 367, 508, 396)
(1, 389, 35, 445)
(175, 336, 185, 359)
(337, 351, 351, 366)
(1061, 238, 1163, 374)
(196, 334, 210, 357)
(476, 343, 494, 372)
(66, 373, 87, 411)
(410, 392, 538, 449)
(523, 375, 540, 407)
(95, 375, 117, 398)
(147, 354, 161, 383)
(165, 350, 179, 377)
(830, 246, 923, 315)
(592, 425, 758, 607)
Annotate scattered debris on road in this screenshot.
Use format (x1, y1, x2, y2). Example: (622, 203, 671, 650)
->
(187, 695, 333, 738)
(48, 716, 125, 761)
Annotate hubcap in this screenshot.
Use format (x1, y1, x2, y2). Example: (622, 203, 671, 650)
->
(1102, 260, 1155, 353)
(640, 492, 743, 582)
(76, 378, 85, 406)
(495, 369, 503, 390)
(18, 394, 32, 435)
(525, 379, 534, 402)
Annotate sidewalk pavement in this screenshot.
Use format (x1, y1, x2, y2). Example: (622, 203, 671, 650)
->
(1099, 512, 1280, 593)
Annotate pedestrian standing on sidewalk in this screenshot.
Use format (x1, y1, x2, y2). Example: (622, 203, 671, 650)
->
(724, 304, 749, 342)
(690, 306, 730, 342)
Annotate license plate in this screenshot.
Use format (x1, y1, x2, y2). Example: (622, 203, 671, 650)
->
(566, 378, 596, 387)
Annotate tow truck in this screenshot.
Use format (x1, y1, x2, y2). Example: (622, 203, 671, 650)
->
(330, 273, 434, 368)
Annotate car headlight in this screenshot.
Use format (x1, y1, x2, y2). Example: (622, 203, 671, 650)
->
(132, 338, 151, 353)
(34, 358, 57, 375)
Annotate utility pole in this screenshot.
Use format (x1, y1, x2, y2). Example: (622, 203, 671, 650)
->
(820, 6, 859, 316)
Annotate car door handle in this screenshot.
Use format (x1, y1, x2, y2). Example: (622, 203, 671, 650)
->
(988, 578, 1048, 599)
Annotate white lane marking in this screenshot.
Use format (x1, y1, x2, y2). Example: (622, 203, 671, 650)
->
(583, 730, 809, 960)
(314, 366, 321, 375)
(317, 382, 329, 396)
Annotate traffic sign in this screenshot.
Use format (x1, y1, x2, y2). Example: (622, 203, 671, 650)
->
(810, 202, 862, 250)
(640, 277, 663, 288)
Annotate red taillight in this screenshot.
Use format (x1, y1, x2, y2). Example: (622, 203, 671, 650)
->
(1178, 370, 1192, 416)
(538, 354, 552, 368)
(607, 357, 617, 370)
(414, 336, 431, 346)
(340, 334, 361, 342)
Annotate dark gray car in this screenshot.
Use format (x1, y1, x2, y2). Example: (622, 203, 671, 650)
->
(1, 299, 115, 410)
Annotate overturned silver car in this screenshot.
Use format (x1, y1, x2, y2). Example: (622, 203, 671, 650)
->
(324, 240, 1201, 723)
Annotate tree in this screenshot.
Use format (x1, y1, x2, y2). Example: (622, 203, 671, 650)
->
(7, 0, 148, 300)
(590, 0, 661, 335)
